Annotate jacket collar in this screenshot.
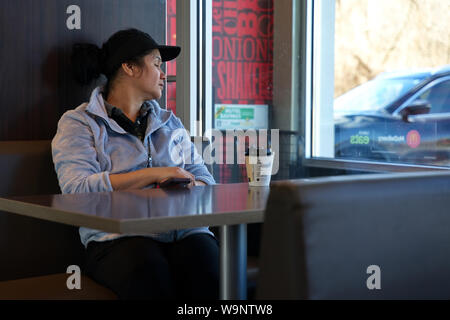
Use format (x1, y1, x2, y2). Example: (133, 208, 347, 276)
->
(85, 87, 173, 136)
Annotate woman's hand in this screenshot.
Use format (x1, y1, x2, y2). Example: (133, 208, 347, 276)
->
(156, 168, 207, 187)
(154, 167, 195, 185)
(110, 166, 196, 191)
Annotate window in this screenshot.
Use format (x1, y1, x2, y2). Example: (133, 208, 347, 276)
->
(173, 0, 302, 182)
(415, 79, 450, 114)
(309, 0, 450, 170)
(208, 0, 275, 183)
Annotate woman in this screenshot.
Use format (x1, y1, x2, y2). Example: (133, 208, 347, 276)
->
(52, 28, 218, 299)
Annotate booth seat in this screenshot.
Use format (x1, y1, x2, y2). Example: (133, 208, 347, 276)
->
(257, 172, 450, 299)
(0, 140, 116, 299)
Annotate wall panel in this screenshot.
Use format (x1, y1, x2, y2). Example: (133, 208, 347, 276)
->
(0, 0, 165, 140)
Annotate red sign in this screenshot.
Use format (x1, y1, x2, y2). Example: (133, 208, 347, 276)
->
(166, 0, 274, 113)
(212, 0, 274, 105)
(166, 0, 177, 113)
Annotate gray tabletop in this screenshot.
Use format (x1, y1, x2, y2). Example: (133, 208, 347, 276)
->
(0, 183, 270, 234)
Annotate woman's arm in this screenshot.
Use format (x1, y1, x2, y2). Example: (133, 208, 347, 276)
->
(171, 118, 216, 185)
(109, 166, 195, 190)
(52, 111, 114, 194)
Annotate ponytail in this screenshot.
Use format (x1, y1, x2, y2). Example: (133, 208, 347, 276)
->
(71, 43, 103, 85)
(70, 28, 180, 92)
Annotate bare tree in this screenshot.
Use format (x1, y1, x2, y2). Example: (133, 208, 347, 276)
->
(335, 0, 450, 97)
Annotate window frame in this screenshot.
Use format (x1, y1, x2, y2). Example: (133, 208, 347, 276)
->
(304, 0, 450, 173)
(174, 0, 212, 138)
(175, 0, 199, 135)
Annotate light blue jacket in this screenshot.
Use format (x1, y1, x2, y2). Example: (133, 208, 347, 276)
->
(52, 87, 215, 247)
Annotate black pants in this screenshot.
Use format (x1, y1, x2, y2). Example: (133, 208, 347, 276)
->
(85, 233, 219, 300)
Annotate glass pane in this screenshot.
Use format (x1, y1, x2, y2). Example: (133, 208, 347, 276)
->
(211, 0, 275, 183)
(420, 80, 450, 114)
(316, 0, 450, 167)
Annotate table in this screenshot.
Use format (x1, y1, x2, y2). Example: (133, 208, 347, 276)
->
(0, 183, 270, 300)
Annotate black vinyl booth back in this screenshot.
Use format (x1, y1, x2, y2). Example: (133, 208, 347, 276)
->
(257, 171, 450, 299)
(0, 140, 85, 281)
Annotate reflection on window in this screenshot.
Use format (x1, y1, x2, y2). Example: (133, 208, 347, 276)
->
(334, 77, 422, 116)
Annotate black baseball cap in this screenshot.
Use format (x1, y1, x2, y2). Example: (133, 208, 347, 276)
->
(102, 28, 181, 76)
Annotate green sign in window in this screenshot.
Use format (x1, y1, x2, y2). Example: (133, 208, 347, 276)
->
(217, 107, 254, 120)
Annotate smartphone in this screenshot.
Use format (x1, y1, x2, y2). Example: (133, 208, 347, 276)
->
(158, 177, 192, 188)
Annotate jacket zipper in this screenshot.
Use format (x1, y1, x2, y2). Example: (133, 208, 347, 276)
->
(147, 136, 153, 168)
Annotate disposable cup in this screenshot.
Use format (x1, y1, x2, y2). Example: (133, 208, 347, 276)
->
(245, 150, 274, 187)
